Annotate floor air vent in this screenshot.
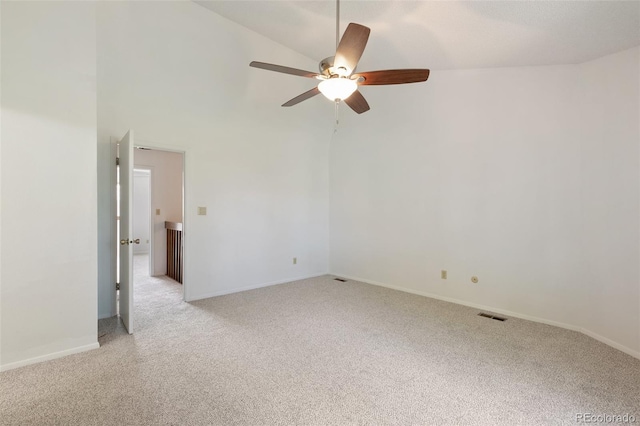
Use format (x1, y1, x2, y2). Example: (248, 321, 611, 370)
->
(478, 313, 507, 321)
(334, 278, 347, 282)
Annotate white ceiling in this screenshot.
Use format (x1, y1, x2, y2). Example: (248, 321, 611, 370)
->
(195, 1, 640, 71)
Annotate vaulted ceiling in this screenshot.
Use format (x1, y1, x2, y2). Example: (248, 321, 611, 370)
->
(196, 1, 640, 71)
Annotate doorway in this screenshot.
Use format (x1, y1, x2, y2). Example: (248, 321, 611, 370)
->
(133, 147, 184, 283)
(115, 132, 185, 334)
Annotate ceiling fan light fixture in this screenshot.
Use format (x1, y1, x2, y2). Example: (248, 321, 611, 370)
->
(318, 77, 358, 101)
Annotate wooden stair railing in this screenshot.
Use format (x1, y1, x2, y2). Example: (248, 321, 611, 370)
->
(165, 221, 183, 284)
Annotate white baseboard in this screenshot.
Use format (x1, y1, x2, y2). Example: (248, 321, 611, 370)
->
(580, 328, 640, 360)
(0, 342, 100, 372)
(334, 273, 640, 361)
(187, 272, 329, 302)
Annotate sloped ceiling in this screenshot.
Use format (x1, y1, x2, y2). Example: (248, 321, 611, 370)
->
(195, 1, 640, 71)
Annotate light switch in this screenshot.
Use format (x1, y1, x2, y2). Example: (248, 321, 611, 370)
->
(156, 209, 161, 216)
(198, 207, 207, 216)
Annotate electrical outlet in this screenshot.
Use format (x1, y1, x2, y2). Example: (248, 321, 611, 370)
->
(441, 270, 447, 279)
(293, 257, 297, 265)
(471, 276, 479, 283)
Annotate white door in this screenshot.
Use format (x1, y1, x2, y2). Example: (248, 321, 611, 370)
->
(119, 130, 134, 334)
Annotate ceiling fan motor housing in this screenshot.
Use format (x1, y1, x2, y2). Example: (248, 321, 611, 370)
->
(319, 56, 351, 78)
(319, 56, 335, 76)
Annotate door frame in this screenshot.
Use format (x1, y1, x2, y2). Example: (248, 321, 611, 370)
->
(110, 138, 118, 316)
(111, 138, 188, 317)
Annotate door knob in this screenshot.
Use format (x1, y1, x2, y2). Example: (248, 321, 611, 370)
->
(120, 239, 130, 246)
(133, 239, 140, 244)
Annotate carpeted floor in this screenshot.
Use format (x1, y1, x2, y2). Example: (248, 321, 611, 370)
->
(1, 255, 639, 425)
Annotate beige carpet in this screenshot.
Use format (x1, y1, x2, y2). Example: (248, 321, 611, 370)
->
(1, 257, 639, 425)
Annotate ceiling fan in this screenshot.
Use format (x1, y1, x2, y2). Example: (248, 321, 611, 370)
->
(249, 0, 430, 114)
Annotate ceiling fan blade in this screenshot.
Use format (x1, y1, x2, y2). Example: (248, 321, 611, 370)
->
(250, 61, 320, 78)
(344, 90, 370, 114)
(334, 23, 371, 73)
(353, 69, 430, 85)
(282, 87, 321, 107)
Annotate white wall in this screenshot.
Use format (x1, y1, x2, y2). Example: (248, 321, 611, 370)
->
(0, 2, 98, 370)
(133, 170, 151, 255)
(330, 47, 640, 357)
(134, 149, 183, 274)
(580, 48, 640, 354)
(331, 64, 584, 326)
(96, 1, 331, 316)
(0, 0, 3, 365)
